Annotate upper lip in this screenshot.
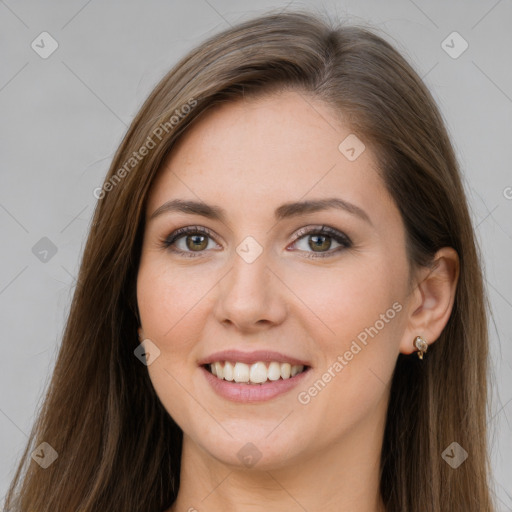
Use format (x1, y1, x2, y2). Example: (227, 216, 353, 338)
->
(198, 350, 311, 367)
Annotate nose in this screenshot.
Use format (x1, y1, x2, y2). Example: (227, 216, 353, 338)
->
(213, 247, 287, 333)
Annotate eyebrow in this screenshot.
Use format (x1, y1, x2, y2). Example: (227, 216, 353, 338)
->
(149, 197, 372, 226)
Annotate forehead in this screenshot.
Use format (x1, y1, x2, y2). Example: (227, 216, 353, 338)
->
(146, 90, 394, 223)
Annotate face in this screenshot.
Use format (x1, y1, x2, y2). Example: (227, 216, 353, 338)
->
(136, 89, 413, 470)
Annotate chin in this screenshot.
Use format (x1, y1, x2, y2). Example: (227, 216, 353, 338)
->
(194, 426, 305, 471)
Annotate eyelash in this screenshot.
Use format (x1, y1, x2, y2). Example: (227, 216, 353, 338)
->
(159, 225, 353, 259)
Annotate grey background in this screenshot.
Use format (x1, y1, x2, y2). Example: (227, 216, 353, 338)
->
(1, 0, 511, 508)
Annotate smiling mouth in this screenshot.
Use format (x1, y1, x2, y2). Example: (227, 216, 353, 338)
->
(204, 361, 310, 384)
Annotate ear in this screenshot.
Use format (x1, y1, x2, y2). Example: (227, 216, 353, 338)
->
(399, 247, 460, 355)
(137, 327, 144, 342)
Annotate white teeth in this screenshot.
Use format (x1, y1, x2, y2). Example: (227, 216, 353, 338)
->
(280, 363, 291, 379)
(233, 362, 249, 383)
(223, 361, 234, 381)
(291, 365, 302, 377)
(268, 361, 281, 381)
(208, 361, 305, 383)
(249, 362, 268, 384)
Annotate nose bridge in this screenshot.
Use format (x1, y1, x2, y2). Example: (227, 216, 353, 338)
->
(215, 237, 286, 329)
(228, 242, 272, 305)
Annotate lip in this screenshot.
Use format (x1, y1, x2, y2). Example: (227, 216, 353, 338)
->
(201, 365, 311, 403)
(197, 349, 311, 367)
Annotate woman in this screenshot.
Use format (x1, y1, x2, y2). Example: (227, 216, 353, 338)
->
(4, 9, 495, 512)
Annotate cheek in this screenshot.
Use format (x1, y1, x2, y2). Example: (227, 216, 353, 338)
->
(284, 256, 403, 408)
(273, 270, 404, 458)
(283, 255, 403, 347)
(137, 258, 212, 349)
(136, 259, 213, 428)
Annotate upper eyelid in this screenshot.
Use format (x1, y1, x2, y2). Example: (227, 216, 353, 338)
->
(165, 224, 351, 248)
(293, 225, 351, 240)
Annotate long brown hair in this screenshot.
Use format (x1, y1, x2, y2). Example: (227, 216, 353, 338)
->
(4, 9, 495, 511)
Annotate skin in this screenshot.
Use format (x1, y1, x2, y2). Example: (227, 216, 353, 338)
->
(136, 89, 459, 512)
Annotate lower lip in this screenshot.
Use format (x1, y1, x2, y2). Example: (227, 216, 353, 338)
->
(201, 366, 311, 403)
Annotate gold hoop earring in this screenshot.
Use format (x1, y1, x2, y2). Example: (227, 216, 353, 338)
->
(414, 336, 428, 359)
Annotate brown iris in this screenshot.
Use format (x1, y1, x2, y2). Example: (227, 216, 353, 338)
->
(186, 234, 209, 251)
(309, 234, 331, 252)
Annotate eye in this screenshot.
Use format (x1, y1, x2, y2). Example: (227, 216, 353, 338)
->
(160, 226, 220, 257)
(289, 225, 352, 258)
(160, 224, 352, 259)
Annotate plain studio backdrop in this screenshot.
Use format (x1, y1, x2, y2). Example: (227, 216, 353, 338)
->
(0, 0, 511, 508)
